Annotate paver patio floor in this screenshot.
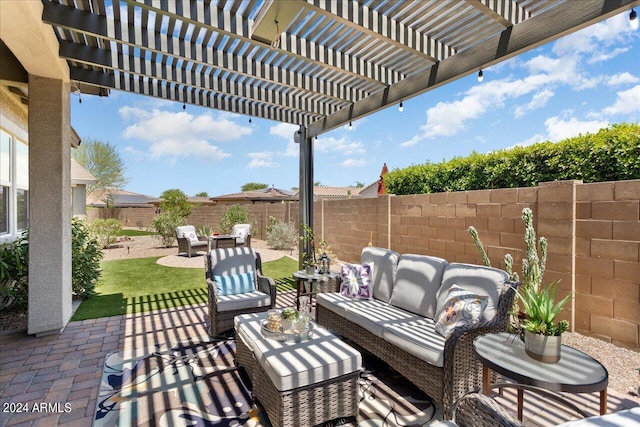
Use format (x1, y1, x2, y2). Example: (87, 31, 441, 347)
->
(1, 290, 638, 426)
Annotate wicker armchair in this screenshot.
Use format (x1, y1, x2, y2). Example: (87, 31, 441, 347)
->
(175, 225, 208, 257)
(205, 247, 276, 337)
(232, 223, 252, 247)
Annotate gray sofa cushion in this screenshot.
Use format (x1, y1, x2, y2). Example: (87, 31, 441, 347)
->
(316, 292, 353, 316)
(389, 254, 448, 319)
(341, 299, 422, 337)
(361, 247, 400, 303)
(382, 319, 446, 367)
(436, 263, 510, 321)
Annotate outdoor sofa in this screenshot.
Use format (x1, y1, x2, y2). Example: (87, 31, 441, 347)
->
(315, 246, 518, 419)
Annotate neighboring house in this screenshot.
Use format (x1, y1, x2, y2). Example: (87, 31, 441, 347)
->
(70, 158, 96, 219)
(293, 186, 367, 200)
(210, 187, 297, 204)
(358, 181, 379, 198)
(87, 188, 156, 208)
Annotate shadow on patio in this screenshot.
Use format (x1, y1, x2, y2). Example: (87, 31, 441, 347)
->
(0, 290, 638, 426)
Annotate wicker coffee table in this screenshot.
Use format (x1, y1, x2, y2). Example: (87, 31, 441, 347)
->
(234, 312, 362, 427)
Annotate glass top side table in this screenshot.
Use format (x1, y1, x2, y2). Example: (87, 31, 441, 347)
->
(292, 270, 340, 311)
(473, 332, 609, 421)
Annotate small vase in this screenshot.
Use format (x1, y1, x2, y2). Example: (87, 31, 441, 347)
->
(305, 265, 315, 275)
(524, 330, 562, 363)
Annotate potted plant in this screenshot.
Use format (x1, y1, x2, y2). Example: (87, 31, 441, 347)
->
(281, 307, 301, 333)
(519, 281, 570, 362)
(469, 208, 572, 363)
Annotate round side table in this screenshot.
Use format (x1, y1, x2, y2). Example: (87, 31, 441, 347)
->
(292, 270, 340, 311)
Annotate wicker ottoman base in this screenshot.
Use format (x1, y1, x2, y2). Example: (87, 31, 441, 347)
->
(235, 323, 359, 427)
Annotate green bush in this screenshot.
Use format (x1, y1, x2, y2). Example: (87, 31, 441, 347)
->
(159, 188, 192, 219)
(90, 218, 123, 249)
(386, 123, 640, 195)
(0, 219, 103, 311)
(0, 234, 29, 312)
(72, 218, 103, 298)
(151, 211, 186, 247)
(219, 204, 257, 235)
(266, 221, 298, 250)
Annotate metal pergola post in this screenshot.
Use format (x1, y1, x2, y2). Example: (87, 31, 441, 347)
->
(297, 125, 313, 269)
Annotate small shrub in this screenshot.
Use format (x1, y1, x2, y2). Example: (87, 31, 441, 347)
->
(71, 218, 103, 299)
(90, 218, 123, 249)
(0, 234, 29, 312)
(197, 224, 213, 237)
(267, 221, 298, 250)
(151, 211, 186, 247)
(219, 204, 257, 234)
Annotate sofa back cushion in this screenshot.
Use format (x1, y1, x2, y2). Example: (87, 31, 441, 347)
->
(207, 247, 257, 286)
(389, 254, 448, 319)
(361, 247, 400, 303)
(436, 263, 509, 321)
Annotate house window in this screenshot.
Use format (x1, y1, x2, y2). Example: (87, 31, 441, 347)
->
(16, 141, 28, 231)
(0, 129, 28, 238)
(0, 130, 10, 235)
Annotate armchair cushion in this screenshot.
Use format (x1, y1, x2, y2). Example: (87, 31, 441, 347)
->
(176, 225, 197, 239)
(435, 285, 488, 339)
(214, 271, 256, 296)
(208, 247, 258, 284)
(232, 224, 251, 244)
(217, 291, 271, 312)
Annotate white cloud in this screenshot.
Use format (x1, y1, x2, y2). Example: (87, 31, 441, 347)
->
(552, 14, 631, 58)
(119, 107, 250, 160)
(247, 152, 277, 168)
(607, 72, 640, 86)
(602, 85, 640, 116)
(270, 123, 298, 140)
(514, 89, 554, 118)
(544, 116, 609, 142)
(341, 158, 369, 167)
(316, 136, 366, 155)
(510, 134, 547, 149)
(588, 47, 630, 64)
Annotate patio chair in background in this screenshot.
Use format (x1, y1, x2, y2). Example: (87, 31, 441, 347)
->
(204, 247, 276, 337)
(175, 225, 208, 258)
(232, 223, 252, 247)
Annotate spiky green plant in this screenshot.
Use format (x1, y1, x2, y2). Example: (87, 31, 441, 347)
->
(519, 281, 570, 336)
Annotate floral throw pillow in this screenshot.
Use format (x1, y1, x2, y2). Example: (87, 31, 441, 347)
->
(340, 262, 374, 299)
(435, 284, 488, 339)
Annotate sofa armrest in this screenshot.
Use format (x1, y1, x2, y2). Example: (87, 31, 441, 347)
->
(442, 281, 520, 415)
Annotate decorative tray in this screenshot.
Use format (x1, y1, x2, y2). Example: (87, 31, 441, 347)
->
(260, 319, 314, 343)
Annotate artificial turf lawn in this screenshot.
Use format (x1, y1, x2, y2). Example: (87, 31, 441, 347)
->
(71, 255, 299, 321)
(116, 229, 157, 236)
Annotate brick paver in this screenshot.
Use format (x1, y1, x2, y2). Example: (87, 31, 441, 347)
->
(1, 296, 638, 426)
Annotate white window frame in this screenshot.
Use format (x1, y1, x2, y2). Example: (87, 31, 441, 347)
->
(0, 122, 29, 244)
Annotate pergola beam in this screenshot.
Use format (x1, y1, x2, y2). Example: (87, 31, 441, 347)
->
(307, 0, 640, 137)
(466, 0, 529, 27)
(127, 0, 398, 87)
(59, 40, 344, 117)
(42, 0, 369, 106)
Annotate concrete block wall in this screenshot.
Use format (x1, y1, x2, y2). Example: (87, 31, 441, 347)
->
(574, 180, 640, 347)
(318, 179, 639, 348)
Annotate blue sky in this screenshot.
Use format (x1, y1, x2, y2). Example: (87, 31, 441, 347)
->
(70, 11, 640, 198)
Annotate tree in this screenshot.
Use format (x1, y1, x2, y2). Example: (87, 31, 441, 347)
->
(194, 191, 209, 197)
(355, 181, 365, 187)
(241, 182, 268, 192)
(159, 188, 192, 219)
(72, 138, 128, 194)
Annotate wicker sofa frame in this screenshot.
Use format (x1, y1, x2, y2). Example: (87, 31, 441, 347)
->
(205, 251, 276, 337)
(316, 280, 518, 420)
(453, 393, 523, 427)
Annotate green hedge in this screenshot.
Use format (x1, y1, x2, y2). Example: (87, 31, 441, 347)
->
(385, 123, 640, 195)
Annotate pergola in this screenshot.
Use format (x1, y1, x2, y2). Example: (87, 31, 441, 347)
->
(0, 0, 637, 335)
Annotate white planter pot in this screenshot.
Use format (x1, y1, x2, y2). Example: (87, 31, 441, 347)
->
(524, 330, 562, 363)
